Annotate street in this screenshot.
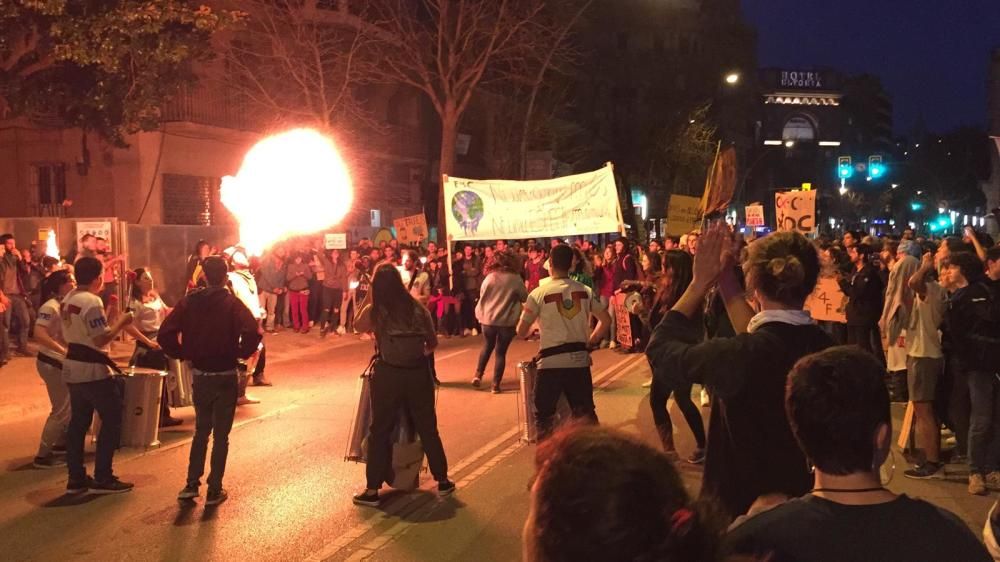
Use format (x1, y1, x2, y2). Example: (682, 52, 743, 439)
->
(0, 332, 994, 562)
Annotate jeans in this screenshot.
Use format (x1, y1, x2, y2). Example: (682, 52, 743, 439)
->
(289, 291, 310, 329)
(462, 289, 480, 332)
(278, 292, 290, 327)
(187, 372, 238, 491)
(475, 325, 515, 385)
(259, 291, 279, 331)
(66, 377, 123, 483)
(945, 355, 971, 458)
(36, 359, 70, 458)
(650, 379, 706, 449)
(318, 287, 343, 331)
(366, 361, 448, 489)
(599, 295, 615, 344)
(308, 278, 323, 321)
(2, 293, 30, 356)
(967, 371, 1000, 474)
(847, 324, 884, 364)
(535, 367, 598, 439)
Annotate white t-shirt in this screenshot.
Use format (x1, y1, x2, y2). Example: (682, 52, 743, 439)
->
(61, 289, 114, 382)
(906, 281, 946, 359)
(521, 277, 605, 369)
(129, 296, 167, 334)
(229, 270, 264, 320)
(35, 298, 66, 360)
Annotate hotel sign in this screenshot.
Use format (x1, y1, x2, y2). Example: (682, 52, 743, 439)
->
(780, 70, 824, 90)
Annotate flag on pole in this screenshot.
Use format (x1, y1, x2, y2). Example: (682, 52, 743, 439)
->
(700, 144, 738, 217)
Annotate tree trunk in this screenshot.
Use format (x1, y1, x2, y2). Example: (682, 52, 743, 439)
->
(438, 109, 460, 245)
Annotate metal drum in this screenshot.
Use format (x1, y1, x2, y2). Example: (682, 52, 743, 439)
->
(90, 368, 166, 448)
(344, 374, 373, 463)
(517, 360, 572, 443)
(167, 359, 194, 408)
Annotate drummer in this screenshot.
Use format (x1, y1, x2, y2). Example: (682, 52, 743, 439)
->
(125, 268, 181, 427)
(31, 270, 75, 469)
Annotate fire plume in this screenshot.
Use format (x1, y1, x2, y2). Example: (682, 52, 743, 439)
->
(45, 230, 59, 259)
(221, 128, 353, 256)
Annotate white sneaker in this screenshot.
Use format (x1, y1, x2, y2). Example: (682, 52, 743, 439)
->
(462, 329, 471, 337)
(471, 328, 479, 337)
(609, 341, 618, 350)
(336, 326, 346, 335)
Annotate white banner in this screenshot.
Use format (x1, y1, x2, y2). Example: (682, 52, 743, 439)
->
(443, 164, 623, 241)
(745, 204, 765, 227)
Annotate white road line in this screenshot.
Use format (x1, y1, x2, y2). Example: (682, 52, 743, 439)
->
(597, 354, 647, 390)
(435, 349, 470, 361)
(305, 352, 645, 562)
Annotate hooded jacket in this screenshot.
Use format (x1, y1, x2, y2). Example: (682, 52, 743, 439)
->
(158, 286, 262, 373)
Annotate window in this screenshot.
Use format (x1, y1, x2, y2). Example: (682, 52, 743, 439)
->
(162, 174, 226, 225)
(33, 163, 67, 205)
(782, 116, 816, 142)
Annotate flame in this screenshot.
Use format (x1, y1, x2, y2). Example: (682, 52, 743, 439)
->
(221, 128, 353, 256)
(45, 230, 59, 259)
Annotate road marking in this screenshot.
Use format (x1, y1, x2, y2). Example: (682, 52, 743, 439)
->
(305, 352, 646, 561)
(597, 354, 647, 390)
(435, 349, 469, 361)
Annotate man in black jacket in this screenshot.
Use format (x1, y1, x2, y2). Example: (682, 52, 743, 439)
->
(840, 243, 884, 361)
(159, 256, 262, 506)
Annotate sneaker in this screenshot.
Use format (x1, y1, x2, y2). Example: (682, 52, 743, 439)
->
(438, 480, 456, 497)
(492, 386, 502, 394)
(700, 389, 711, 407)
(237, 395, 260, 406)
(352, 490, 380, 507)
(336, 326, 347, 335)
(177, 484, 200, 500)
(471, 376, 482, 388)
(205, 488, 228, 505)
(33, 456, 67, 469)
(90, 476, 135, 494)
(608, 341, 619, 350)
(987, 471, 1000, 490)
(686, 448, 706, 465)
(969, 473, 988, 495)
(67, 476, 96, 494)
(905, 462, 945, 480)
(471, 328, 479, 337)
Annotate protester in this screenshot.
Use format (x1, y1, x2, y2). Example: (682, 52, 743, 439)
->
(0, 234, 31, 359)
(647, 224, 832, 520)
(473, 252, 527, 393)
(95, 237, 126, 310)
(524, 246, 548, 292)
(401, 250, 431, 307)
(125, 268, 181, 427)
(160, 256, 262, 506)
(31, 270, 75, 469)
(460, 244, 483, 336)
(224, 246, 269, 404)
(516, 244, 611, 438)
(63, 256, 135, 494)
(726, 346, 990, 562)
(879, 239, 921, 401)
(185, 240, 211, 293)
(256, 249, 287, 334)
(317, 248, 347, 337)
(839, 242, 884, 359)
(523, 424, 721, 562)
(352, 263, 454, 507)
(285, 252, 312, 333)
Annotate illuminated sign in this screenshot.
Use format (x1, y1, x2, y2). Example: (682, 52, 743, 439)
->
(780, 71, 824, 90)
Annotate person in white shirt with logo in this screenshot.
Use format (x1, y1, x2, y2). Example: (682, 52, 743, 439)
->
(62, 257, 135, 494)
(32, 270, 75, 469)
(517, 244, 612, 438)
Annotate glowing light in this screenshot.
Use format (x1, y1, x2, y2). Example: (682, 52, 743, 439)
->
(45, 230, 59, 259)
(725, 73, 740, 85)
(221, 129, 353, 256)
(784, 140, 796, 148)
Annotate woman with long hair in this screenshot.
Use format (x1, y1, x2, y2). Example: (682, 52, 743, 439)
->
(31, 270, 75, 469)
(597, 245, 618, 348)
(127, 268, 180, 426)
(647, 223, 834, 520)
(648, 250, 707, 463)
(185, 240, 211, 294)
(352, 263, 454, 507)
(473, 253, 528, 393)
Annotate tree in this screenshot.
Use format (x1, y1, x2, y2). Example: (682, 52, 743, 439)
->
(0, 0, 241, 144)
(365, 0, 553, 237)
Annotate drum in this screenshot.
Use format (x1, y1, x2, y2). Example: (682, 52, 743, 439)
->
(167, 359, 194, 408)
(516, 360, 571, 443)
(90, 368, 166, 449)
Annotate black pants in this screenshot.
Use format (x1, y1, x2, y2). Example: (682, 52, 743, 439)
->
(187, 373, 238, 491)
(476, 325, 515, 385)
(461, 289, 480, 332)
(66, 377, 123, 483)
(318, 287, 343, 330)
(650, 379, 706, 449)
(847, 324, 883, 363)
(366, 362, 448, 490)
(308, 279, 323, 321)
(944, 355, 972, 458)
(535, 367, 598, 439)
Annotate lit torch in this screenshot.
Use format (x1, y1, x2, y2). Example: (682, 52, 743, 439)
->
(45, 230, 60, 260)
(221, 128, 354, 256)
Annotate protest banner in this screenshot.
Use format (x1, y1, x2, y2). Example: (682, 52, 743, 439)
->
(745, 204, 765, 227)
(804, 276, 847, 323)
(700, 144, 737, 216)
(775, 190, 817, 234)
(442, 164, 623, 241)
(324, 233, 347, 250)
(75, 221, 112, 250)
(613, 293, 633, 349)
(665, 194, 702, 237)
(393, 213, 428, 245)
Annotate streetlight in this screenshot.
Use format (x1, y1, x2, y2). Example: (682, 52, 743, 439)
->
(784, 140, 795, 148)
(725, 72, 740, 85)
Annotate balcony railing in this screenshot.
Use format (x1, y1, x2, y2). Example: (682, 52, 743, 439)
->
(161, 86, 256, 132)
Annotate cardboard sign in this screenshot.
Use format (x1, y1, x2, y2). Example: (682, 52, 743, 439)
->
(665, 194, 702, 237)
(775, 190, 816, 234)
(75, 221, 112, 250)
(324, 233, 347, 250)
(393, 213, 428, 245)
(745, 204, 765, 227)
(613, 293, 633, 348)
(805, 276, 847, 323)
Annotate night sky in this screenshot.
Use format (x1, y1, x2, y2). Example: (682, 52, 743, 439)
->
(743, 0, 1000, 136)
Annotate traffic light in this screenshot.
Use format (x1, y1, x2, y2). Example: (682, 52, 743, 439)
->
(838, 156, 852, 179)
(868, 155, 885, 179)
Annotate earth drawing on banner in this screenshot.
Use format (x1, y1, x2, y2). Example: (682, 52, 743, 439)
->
(452, 191, 484, 236)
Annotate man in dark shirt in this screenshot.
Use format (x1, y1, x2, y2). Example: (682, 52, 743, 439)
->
(159, 256, 262, 506)
(839, 243, 884, 360)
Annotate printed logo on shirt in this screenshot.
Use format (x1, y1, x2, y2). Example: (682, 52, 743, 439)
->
(543, 291, 589, 320)
(89, 317, 108, 329)
(38, 311, 52, 321)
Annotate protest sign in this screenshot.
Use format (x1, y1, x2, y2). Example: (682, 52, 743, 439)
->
(665, 194, 702, 237)
(324, 233, 347, 250)
(613, 293, 633, 349)
(805, 276, 847, 323)
(393, 214, 428, 245)
(75, 221, 112, 250)
(745, 204, 765, 227)
(443, 164, 623, 241)
(775, 190, 817, 234)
